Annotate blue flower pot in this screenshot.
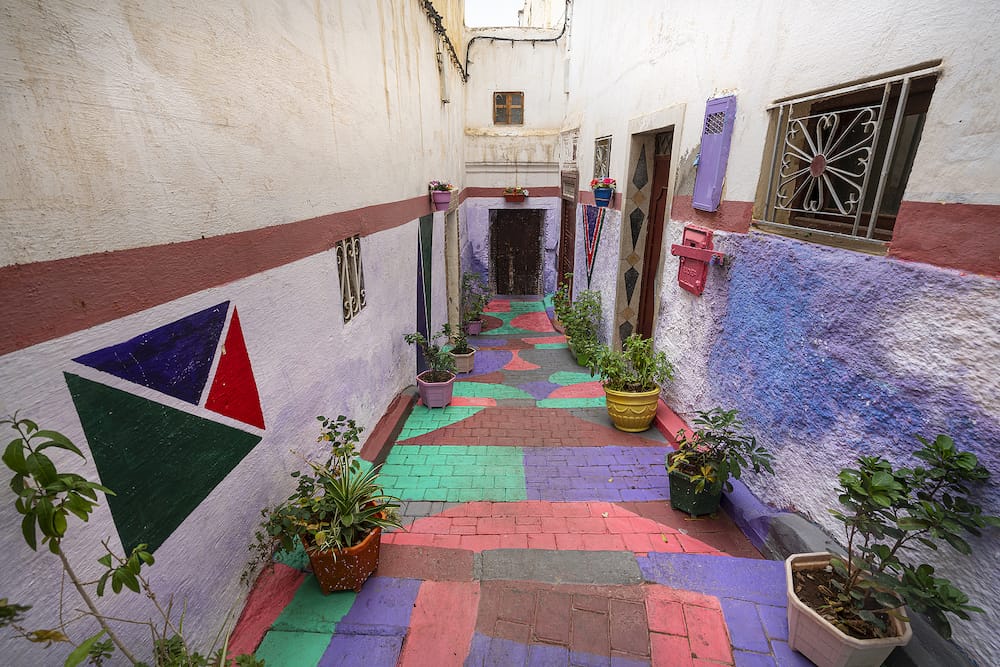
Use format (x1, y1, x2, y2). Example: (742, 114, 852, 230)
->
(593, 188, 614, 208)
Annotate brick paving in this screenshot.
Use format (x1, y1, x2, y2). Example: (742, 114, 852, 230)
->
(233, 297, 806, 666)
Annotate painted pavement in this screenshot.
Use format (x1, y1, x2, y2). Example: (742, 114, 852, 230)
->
(231, 297, 811, 666)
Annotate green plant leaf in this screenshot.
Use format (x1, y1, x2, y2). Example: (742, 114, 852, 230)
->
(64, 630, 106, 667)
(34, 431, 84, 458)
(21, 512, 37, 550)
(2, 439, 28, 474)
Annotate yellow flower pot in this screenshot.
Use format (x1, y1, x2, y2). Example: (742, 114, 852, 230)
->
(604, 386, 660, 432)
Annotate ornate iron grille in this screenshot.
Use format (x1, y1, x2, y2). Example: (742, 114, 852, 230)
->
(594, 136, 612, 180)
(704, 111, 726, 135)
(335, 235, 366, 323)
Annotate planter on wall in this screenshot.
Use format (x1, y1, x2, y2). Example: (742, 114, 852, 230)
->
(666, 451, 724, 516)
(785, 553, 912, 667)
(416, 370, 456, 408)
(605, 386, 660, 433)
(503, 193, 526, 202)
(431, 190, 452, 211)
(593, 188, 614, 208)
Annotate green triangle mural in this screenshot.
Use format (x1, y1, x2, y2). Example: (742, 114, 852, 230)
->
(64, 373, 262, 554)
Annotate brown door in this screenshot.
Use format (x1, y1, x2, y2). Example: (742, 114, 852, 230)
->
(491, 209, 542, 295)
(637, 132, 673, 338)
(557, 171, 578, 292)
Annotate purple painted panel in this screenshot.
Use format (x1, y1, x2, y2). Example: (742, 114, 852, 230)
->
(692, 95, 737, 212)
(72, 302, 229, 404)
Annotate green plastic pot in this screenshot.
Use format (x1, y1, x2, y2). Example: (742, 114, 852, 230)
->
(667, 458, 723, 516)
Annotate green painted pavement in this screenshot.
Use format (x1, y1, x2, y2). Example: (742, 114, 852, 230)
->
(378, 445, 526, 502)
(535, 343, 568, 349)
(396, 405, 483, 440)
(255, 630, 331, 667)
(549, 371, 596, 386)
(454, 382, 533, 400)
(507, 300, 545, 312)
(537, 397, 607, 409)
(270, 576, 356, 632)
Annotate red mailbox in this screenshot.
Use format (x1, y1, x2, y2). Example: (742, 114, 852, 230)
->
(670, 225, 726, 296)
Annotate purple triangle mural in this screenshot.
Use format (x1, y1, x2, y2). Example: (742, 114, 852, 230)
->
(72, 302, 230, 405)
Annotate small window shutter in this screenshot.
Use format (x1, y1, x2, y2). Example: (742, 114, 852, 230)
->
(692, 95, 737, 212)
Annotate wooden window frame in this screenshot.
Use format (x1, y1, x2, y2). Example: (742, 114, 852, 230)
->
(494, 91, 524, 125)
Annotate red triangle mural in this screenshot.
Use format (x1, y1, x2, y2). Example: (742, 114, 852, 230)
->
(205, 308, 265, 429)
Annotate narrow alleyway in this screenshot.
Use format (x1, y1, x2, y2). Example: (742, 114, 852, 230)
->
(232, 297, 811, 667)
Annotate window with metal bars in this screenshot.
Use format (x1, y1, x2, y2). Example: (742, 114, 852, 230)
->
(758, 68, 937, 246)
(594, 136, 612, 180)
(494, 92, 524, 125)
(335, 235, 366, 323)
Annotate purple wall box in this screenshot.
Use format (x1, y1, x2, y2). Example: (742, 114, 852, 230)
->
(692, 95, 737, 212)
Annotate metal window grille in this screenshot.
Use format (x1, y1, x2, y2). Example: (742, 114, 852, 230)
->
(335, 235, 366, 323)
(762, 66, 939, 242)
(594, 136, 611, 180)
(704, 111, 726, 135)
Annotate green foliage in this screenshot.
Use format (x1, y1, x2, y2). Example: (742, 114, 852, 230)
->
(460, 271, 492, 323)
(562, 289, 602, 360)
(404, 326, 458, 382)
(254, 415, 403, 562)
(0, 598, 31, 629)
(666, 408, 774, 494)
(588, 334, 674, 393)
(552, 274, 573, 324)
(444, 322, 472, 355)
(824, 434, 999, 639)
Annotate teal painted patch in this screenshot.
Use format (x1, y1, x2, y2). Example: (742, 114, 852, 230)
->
(64, 373, 261, 554)
(535, 343, 569, 349)
(454, 382, 533, 400)
(271, 576, 356, 633)
(508, 301, 545, 312)
(397, 406, 483, 440)
(537, 397, 607, 409)
(549, 371, 596, 386)
(379, 445, 526, 502)
(255, 630, 331, 666)
(274, 542, 310, 570)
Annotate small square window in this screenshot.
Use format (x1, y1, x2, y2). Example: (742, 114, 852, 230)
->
(758, 71, 936, 244)
(335, 235, 366, 323)
(594, 136, 612, 180)
(494, 92, 524, 125)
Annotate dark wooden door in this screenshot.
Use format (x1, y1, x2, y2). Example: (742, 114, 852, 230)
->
(491, 209, 542, 295)
(637, 133, 673, 338)
(557, 171, 578, 291)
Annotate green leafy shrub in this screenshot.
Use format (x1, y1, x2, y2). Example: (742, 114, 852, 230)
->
(405, 326, 458, 382)
(563, 289, 602, 362)
(667, 408, 773, 493)
(588, 334, 674, 392)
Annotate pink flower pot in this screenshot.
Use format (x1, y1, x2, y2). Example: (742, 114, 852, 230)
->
(431, 190, 451, 211)
(465, 319, 483, 335)
(416, 371, 455, 408)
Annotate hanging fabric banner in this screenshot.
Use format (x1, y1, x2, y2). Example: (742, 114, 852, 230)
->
(584, 205, 606, 287)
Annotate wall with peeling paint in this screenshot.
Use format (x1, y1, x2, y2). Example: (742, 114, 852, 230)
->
(0, 1, 460, 663)
(563, 1, 1000, 662)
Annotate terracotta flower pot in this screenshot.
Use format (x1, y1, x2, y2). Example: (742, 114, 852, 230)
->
(603, 386, 660, 432)
(785, 553, 912, 667)
(450, 347, 476, 374)
(305, 526, 383, 594)
(504, 193, 526, 202)
(416, 370, 455, 408)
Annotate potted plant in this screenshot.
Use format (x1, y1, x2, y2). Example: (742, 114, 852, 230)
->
(562, 289, 602, 366)
(429, 180, 453, 211)
(587, 334, 674, 432)
(404, 325, 458, 407)
(666, 408, 774, 516)
(445, 322, 476, 373)
(591, 177, 616, 208)
(503, 185, 529, 202)
(461, 271, 492, 335)
(551, 274, 572, 334)
(256, 415, 402, 594)
(786, 435, 999, 667)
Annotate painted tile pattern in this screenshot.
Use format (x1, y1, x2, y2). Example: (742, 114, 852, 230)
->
(235, 297, 806, 666)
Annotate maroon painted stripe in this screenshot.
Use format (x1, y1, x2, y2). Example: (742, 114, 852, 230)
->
(0, 196, 431, 355)
(670, 195, 753, 233)
(890, 201, 1000, 277)
(463, 186, 561, 198)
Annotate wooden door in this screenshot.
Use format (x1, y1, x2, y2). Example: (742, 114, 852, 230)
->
(491, 209, 542, 295)
(637, 133, 672, 338)
(557, 171, 578, 291)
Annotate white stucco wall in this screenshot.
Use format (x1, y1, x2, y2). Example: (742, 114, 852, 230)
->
(0, 0, 467, 267)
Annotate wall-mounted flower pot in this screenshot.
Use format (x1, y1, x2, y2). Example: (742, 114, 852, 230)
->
(431, 190, 452, 211)
(504, 194, 526, 202)
(416, 370, 455, 408)
(785, 553, 912, 667)
(593, 188, 614, 208)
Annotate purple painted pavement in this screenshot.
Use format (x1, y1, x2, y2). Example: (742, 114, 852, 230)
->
(318, 577, 420, 666)
(638, 553, 786, 606)
(464, 350, 513, 377)
(722, 599, 771, 653)
(318, 634, 404, 666)
(464, 633, 649, 667)
(469, 336, 507, 348)
(524, 446, 668, 502)
(518, 380, 561, 400)
(733, 651, 778, 667)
